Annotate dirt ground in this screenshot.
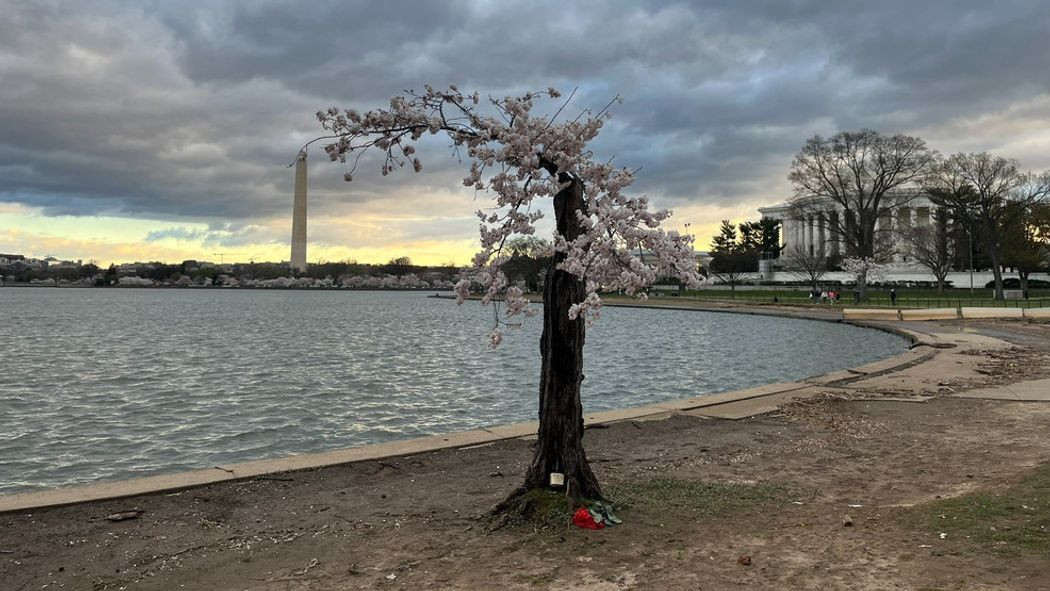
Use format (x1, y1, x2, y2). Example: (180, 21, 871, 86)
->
(2, 319, 1049, 590)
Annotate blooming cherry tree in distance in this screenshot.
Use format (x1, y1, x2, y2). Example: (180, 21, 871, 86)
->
(313, 85, 700, 507)
(840, 257, 889, 291)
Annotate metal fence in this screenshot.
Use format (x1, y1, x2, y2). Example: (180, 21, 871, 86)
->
(675, 290, 1050, 309)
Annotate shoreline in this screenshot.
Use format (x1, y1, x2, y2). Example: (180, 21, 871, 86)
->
(0, 300, 917, 514)
(2, 319, 1049, 589)
(1, 283, 454, 291)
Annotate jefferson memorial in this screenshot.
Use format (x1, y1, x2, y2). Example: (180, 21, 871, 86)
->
(756, 193, 1048, 287)
(757, 192, 942, 264)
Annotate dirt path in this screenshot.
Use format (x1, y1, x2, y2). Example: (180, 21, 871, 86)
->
(2, 320, 1049, 590)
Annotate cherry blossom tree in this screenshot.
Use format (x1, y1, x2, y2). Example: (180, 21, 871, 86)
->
(312, 86, 701, 506)
(117, 276, 154, 286)
(840, 257, 889, 302)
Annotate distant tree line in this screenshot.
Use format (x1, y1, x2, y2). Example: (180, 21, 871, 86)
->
(2, 249, 567, 291)
(1, 263, 100, 284)
(1, 257, 465, 289)
(708, 218, 781, 291)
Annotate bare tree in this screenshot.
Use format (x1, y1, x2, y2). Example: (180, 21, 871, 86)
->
(708, 252, 757, 292)
(779, 243, 829, 291)
(925, 153, 1050, 300)
(788, 129, 935, 301)
(901, 208, 955, 293)
(385, 256, 413, 276)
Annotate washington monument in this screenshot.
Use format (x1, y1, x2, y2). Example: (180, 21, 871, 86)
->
(290, 150, 308, 271)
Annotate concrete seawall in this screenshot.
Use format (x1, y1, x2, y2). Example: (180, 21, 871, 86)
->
(844, 306, 1049, 321)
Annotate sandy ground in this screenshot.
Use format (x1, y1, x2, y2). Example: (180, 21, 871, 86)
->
(2, 318, 1049, 590)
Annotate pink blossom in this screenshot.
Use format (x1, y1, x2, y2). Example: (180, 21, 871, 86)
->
(488, 328, 503, 349)
(841, 257, 889, 284)
(315, 85, 702, 346)
(454, 279, 471, 304)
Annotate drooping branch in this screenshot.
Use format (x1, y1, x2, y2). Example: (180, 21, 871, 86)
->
(315, 85, 702, 342)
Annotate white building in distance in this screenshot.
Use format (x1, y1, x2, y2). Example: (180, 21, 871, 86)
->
(758, 191, 942, 267)
(757, 192, 1049, 288)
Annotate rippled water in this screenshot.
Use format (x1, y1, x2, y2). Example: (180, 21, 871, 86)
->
(0, 287, 906, 492)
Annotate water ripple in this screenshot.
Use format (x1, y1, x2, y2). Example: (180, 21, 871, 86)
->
(0, 288, 906, 492)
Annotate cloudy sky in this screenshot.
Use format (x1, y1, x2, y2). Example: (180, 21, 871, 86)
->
(2, 0, 1050, 266)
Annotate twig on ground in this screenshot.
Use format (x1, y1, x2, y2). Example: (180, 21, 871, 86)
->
(298, 558, 320, 575)
(105, 509, 144, 522)
(250, 557, 322, 582)
(171, 544, 207, 558)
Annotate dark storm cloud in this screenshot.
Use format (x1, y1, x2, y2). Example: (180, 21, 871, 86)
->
(1, 0, 1049, 222)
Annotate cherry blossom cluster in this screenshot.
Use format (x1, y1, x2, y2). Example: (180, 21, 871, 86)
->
(840, 257, 889, 284)
(315, 85, 701, 343)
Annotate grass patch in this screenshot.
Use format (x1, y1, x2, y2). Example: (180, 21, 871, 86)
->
(903, 463, 1050, 554)
(493, 489, 588, 532)
(519, 488, 576, 524)
(608, 477, 797, 517)
(493, 480, 798, 534)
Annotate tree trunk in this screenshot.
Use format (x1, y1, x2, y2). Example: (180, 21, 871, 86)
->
(856, 220, 874, 303)
(980, 222, 1006, 301)
(508, 174, 603, 505)
(989, 249, 1005, 301)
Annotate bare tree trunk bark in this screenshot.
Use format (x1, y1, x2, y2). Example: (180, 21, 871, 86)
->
(990, 250, 1005, 301)
(857, 221, 874, 303)
(979, 221, 1007, 301)
(495, 174, 602, 512)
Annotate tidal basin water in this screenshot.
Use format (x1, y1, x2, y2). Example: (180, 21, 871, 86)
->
(0, 288, 907, 492)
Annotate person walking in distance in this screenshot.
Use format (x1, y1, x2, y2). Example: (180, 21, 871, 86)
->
(890, 288, 897, 307)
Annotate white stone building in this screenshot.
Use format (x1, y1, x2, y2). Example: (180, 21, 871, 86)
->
(758, 191, 942, 265)
(757, 193, 1049, 287)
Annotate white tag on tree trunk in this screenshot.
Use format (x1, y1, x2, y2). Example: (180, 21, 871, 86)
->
(549, 472, 565, 487)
